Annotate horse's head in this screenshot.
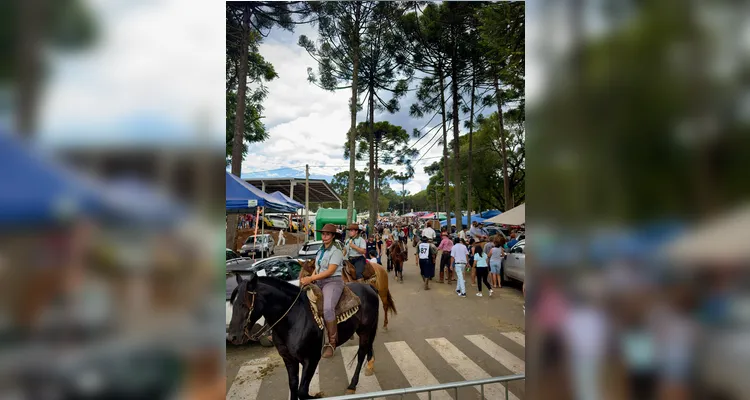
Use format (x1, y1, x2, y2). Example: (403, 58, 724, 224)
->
(298, 259, 315, 280)
(227, 273, 264, 345)
(341, 260, 356, 282)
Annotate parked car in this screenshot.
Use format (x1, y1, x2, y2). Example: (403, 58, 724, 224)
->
(503, 239, 525, 283)
(226, 256, 302, 346)
(266, 215, 289, 230)
(226, 248, 240, 261)
(298, 240, 324, 260)
(239, 234, 275, 258)
(484, 226, 507, 240)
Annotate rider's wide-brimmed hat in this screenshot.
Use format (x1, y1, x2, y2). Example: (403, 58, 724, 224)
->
(319, 223, 338, 234)
(347, 223, 361, 231)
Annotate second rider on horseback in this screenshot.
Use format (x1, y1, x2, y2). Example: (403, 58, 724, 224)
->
(344, 223, 368, 281)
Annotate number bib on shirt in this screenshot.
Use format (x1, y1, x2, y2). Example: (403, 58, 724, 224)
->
(418, 243, 430, 259)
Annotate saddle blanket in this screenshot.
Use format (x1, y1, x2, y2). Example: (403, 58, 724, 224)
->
(305, 284, 360, 330)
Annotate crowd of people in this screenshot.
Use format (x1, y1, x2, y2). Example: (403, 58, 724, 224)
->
(332, 219, 524, 295)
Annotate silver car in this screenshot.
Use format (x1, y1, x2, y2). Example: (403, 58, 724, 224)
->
(298, 240, 323, 260)
(239, 234, 275, 258)
(503, 239, 525, 283)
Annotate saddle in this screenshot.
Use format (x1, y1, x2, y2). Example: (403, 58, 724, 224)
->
(304, 284, 360, 330)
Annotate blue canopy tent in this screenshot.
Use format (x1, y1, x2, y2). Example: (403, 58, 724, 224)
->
(226, 172, 296, 213)
(0, 133, 117, 227)
(270, 191, 303, 210)
(480, 209, 502, 219)
(440, 215, 486, 227)
(103, 178, 187, 227)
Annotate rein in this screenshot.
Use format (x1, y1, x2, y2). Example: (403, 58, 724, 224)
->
(244, 286, 304, 342)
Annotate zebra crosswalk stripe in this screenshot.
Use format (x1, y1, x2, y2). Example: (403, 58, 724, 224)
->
(426, 338, 521, 400)
(466, 334, 525, 374)
(226, 357, 270, 400)
(501, 331, 525, 347)
(384, 341, 452, 400)
(340, 346, 385, 400)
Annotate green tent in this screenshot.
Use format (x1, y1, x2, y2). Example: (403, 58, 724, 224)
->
(315, 208, 355, 240)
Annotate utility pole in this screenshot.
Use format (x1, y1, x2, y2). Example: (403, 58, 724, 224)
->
(305, 164, 310, 243)
(434, 188, 439, 222)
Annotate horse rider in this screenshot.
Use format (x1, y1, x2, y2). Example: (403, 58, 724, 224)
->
(417, 235, 438, 290)
(299, 223, 345, 358)
(345, 223, 368, 280)
(469, 221, 488, 242)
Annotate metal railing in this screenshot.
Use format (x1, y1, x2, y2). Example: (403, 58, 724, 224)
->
(322, 374, 525, 400)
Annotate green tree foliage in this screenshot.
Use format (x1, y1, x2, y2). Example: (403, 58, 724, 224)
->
(477, 1, 524, 209)
(226, 1, 315, 248)
(330, 168, 397, 213)
(3, 0, 97, 136)
(300, 2, 378, 224)
(401, 3, 454, 216)
(225, 23, 276, 166)
(357, 2, 413, 225)
(227, 2, 316, 170)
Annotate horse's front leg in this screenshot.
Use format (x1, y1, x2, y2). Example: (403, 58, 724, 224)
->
(298, 357, 321, 399)
(282, 357, 300, 400)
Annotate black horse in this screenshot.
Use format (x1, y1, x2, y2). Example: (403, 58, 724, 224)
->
(228, 273, 380, 400)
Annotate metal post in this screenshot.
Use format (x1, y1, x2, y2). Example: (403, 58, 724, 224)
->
(260, 207, 265, 258)
(305, 165, 310, 244)
(505, 383, 508, 400)
(481, 383, 484, 399)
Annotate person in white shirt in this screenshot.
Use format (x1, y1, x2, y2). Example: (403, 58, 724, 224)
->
(277, 229, 286, 246)
(457, 227, 467, 241)
(450, 238, 470, 297)
(422, 224, 436, 242)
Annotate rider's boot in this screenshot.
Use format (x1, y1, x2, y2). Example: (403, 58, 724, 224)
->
(323, 320, 338, 358)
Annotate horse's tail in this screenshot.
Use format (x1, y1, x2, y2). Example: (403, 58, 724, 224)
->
(386, 290, 397, 315)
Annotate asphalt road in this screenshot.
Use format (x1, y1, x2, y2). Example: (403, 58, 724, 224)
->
(226, 244, 526, 400)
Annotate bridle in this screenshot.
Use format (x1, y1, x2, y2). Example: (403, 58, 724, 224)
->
(242, 286, 304, 342)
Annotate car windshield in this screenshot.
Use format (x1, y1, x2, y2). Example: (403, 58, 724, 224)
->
(304, 243, 322, 252)
(245, 236, 267, 244)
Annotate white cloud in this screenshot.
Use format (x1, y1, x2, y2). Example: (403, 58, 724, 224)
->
(39, 0, 224, 145)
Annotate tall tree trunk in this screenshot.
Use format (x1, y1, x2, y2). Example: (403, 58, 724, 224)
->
(438, 67, 450, 218)
(347, 3, 361, 224)
(451, 43, 462, 232)
(467, 61, 476, 227)
(375, 139, 380, 211)
(16, 0, 44, 138)
(368, 88, 377, 228)
(493, 71, 512, 210)
(227, 7, 251, 249)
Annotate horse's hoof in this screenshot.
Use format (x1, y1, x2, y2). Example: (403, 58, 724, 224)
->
(346, 389, 356, 394)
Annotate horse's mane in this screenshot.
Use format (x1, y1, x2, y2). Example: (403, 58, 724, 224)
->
(230, 276, 300, 305)
(257, 276, 301, 297)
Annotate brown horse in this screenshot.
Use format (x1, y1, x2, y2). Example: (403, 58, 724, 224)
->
(389, 241, 406, 282)
(299, 259, 397, 330)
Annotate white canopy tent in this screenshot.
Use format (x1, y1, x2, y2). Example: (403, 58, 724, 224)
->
(661, 204, 750, 263)
(485, 203, 525, 226)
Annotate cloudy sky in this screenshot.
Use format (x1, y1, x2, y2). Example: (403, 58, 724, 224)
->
(245, 22, 448, 195)
(36, 0, 540, 196)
